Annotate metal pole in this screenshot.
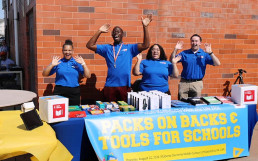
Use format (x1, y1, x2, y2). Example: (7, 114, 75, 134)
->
(13, 0, 19, 66)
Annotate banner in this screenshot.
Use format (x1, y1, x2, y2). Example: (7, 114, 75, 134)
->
(85, 104, 248, 161)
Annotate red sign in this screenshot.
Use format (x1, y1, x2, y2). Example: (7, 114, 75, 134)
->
(53, 103, 65, 118)
(244, 90, 255, 102)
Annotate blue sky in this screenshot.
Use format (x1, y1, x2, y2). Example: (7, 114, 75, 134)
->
(0, 2, 4, 19)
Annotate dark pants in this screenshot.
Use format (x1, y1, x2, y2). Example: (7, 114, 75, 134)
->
(53, 85, 80, 106)
(103, 86, 131, 102)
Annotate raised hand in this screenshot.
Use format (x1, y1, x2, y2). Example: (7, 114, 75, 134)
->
(204, 43, 212, 53)
(74, 56, 86, 65)
(172, 55, 181, 64)
(141, 14, 152, 27)
(51, 56, 61, 66)
(175, 41, 184, 50)
(136, 53, 143, 61)
(99, 24, 111, 33)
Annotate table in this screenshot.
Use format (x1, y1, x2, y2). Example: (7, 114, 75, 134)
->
(0, 70, 23, 89)
(0, 90, 36, 108)
(247, 104, 257, 147)
(228, 122, 258, 161)
(51, 117, 98, 161)
(85, 104, 251, 161)
(51, 104, 257, 161)
(0, 110, 73, 161)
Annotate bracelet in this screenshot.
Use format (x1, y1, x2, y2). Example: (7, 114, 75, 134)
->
(209, 52, 213, 55)
(81, 62, 86, 66)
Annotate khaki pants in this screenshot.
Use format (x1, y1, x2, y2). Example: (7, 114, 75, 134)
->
(178, 79, 203, 100)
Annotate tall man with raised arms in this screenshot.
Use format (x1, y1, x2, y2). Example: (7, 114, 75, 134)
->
(87, 14, 152, 102)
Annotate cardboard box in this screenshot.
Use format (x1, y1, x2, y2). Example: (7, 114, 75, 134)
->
(81, 105, 90, 110)
(127, 92, 137, 105)
(137, 95, 148, 111)
(130, 93, 140, 108)
(160, 94, 171, 109)
(69, 105, 81, 112)
(110, 102, 119, 109)
(119, 105, 135, 112)
(103, 102, 112, 109)
(140, 92, 159, 110)
(231, 84, 257, 105)
(148, 94, 159, 110)
(96, 101, 105, 109)
(39, 95, 69, 123)
(117, 101, 128, 106)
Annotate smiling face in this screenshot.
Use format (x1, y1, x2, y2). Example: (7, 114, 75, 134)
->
(190, 36, 201, 52)
(112, 27, 123, 44)
(151, 45, 161, 60)
(62, 45, 73, 60)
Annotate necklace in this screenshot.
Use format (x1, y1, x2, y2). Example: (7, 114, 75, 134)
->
(112, 43, 123, 68)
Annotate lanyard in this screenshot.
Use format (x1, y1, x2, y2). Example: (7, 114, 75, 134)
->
(112, 43, 123, 68)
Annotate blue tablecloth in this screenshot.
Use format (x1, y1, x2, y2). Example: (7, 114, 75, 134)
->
(51, 104, 257, 161)
(247, 104, 257, 147)
(51, 118, 98, 161)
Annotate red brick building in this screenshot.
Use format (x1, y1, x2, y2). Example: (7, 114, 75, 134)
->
(3, 0, 258, 104)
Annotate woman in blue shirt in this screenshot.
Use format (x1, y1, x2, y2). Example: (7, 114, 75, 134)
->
(42, 39, 91, 105)
(133, 44, 181, 94)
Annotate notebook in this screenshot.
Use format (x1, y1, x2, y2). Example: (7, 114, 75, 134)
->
(201, 96, 222, 105)
(215, 96, 234, 104)
(187, 97, 207, 106)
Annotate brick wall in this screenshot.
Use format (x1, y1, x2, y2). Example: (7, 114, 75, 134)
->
(36, 0, 258, 102)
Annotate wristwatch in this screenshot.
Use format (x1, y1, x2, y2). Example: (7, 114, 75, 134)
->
(209, 52, 213, 55)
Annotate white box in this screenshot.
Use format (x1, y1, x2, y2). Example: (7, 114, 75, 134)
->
(127, 92, 136, 105)
(231, 84, 257, 105)
(132, 93, 140, 107)
(103, 102, 112, 109)
(21, 102, 35, 112)
(111, 102, 119, 109)
(39, 95, 69, 123)
(142, 93, 159, 110)
(132, 93, 140, 109)
(161, 94, 171, 109)
(135, 95, 148, 111)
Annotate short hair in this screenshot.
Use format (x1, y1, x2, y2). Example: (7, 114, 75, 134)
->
(112, 26, 124, 34)
(146, 44, 167, 61)
(63, 39, 73, 49)
(190, 34, 202, 42)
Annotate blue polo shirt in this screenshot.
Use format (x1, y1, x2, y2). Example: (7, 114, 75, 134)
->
(140, 59, 173, 92)
(178, 48, 213, 80)
(96, 43, 139, 87)
(49, 57, 84, 87)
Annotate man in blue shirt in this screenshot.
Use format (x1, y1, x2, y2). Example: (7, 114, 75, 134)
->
(171, 34, 221, 100)
(86, 14, 152, 102)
